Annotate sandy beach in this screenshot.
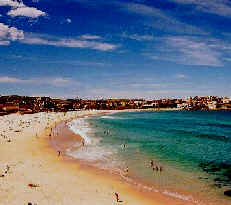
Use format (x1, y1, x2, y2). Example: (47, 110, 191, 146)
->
(0, 110, 201, 205)
(0, 111, 160, 205)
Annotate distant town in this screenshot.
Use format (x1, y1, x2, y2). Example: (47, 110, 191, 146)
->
(0, 95, 231, 116)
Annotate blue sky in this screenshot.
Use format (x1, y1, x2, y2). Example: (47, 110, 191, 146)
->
(0, 0, 231, 99)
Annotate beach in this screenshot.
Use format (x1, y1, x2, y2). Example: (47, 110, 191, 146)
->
(0, 110, 170, 205)
(1, 110, 229, 205)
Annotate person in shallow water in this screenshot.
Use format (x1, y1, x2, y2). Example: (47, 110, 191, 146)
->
(121, 143, 126, 149)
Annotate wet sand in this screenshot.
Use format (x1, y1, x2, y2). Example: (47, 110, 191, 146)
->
(49, 115, 204, 205)
(0, 110, 209, 205)
(0, 111, 161, 205)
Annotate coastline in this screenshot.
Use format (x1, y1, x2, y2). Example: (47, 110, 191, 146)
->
(46, 111, 204, 205)
(0, 110, 164, 205)
(57, 110, 230, 205)
(1, 110, 223, 205)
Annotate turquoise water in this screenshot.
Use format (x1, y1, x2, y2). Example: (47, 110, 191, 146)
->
(70, 111, 231, 204)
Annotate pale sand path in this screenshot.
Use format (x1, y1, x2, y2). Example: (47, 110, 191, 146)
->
(0, 111, 166, 205)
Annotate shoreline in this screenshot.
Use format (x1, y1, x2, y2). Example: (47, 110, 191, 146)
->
(0, 111, 164, 205)
(49, 112, 205, 205)
(1, 110, 227, 205)
(55, 111, 230, 205)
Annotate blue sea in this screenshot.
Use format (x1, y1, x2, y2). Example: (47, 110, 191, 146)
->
(67, 111, 231, 205)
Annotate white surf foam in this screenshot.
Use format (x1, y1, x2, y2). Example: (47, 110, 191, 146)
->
(66, 117, 117, 163)
(67, 118, 93, 145)
(101, 116, 116, 119)
(66, 145, 115, 162)
(100, 115, 126, 120)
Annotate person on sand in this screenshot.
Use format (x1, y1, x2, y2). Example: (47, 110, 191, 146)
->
(115, 192, 119, 202)
(81, 139, 85, 147)
(124, 166, 129, 177)
(58, 151, 61, 156)
(150, 160, 154, 168)
(5, 165, 9, 174)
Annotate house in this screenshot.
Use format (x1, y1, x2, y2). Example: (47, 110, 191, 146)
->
(207, 101, 217, 110)
(2, 103, 19, 112)
(222, 97, 231, 104)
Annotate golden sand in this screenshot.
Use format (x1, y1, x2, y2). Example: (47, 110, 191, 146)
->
(0, 111, 194, 205)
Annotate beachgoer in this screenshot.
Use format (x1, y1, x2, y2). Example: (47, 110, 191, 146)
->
(125, 166, 129, 174)
(121, 144, 126, 149)
(58, 151, 61, 156)
(82, 139, 85, 147)
(5, 165, 9, 174)
(115, 192, 119, 202)
(150, 160, 154, 168)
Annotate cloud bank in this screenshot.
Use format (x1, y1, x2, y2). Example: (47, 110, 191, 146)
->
(0, 76, 78, 87)
(21, 34, 118, 51)
(0, 0, 46, 18)
(0, 22, 24, 45)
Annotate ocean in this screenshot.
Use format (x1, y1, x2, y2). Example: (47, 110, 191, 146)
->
(67, 111, 231, 205)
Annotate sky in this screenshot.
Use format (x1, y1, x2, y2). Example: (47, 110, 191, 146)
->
(0, 0, 231, 99)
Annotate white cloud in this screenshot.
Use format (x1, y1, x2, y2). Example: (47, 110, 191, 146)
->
(175, 74, 187, 79)
(66, 18, 72, 23)
(171, 0, 231, 17)
(124, 3, 158, 16)
(119, 2, 206, 35)
(21, 34, 118, 51)
(149, 36, 223, 67)
(0, 22, 24, 45)
(8, 6, 46, 18)
(122, 34, 154, 41)
(0, 76, 24, 83)
(0, 0, 46, 18)
(49, 77, 73, 87)
(166, 37, 223, 66)
(86, 87, 207, 99)
(0, 76, 77, 87)
(129, 83, 168, 88)
(0, 0, 22, 7)
(81, 34, 101, 40)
